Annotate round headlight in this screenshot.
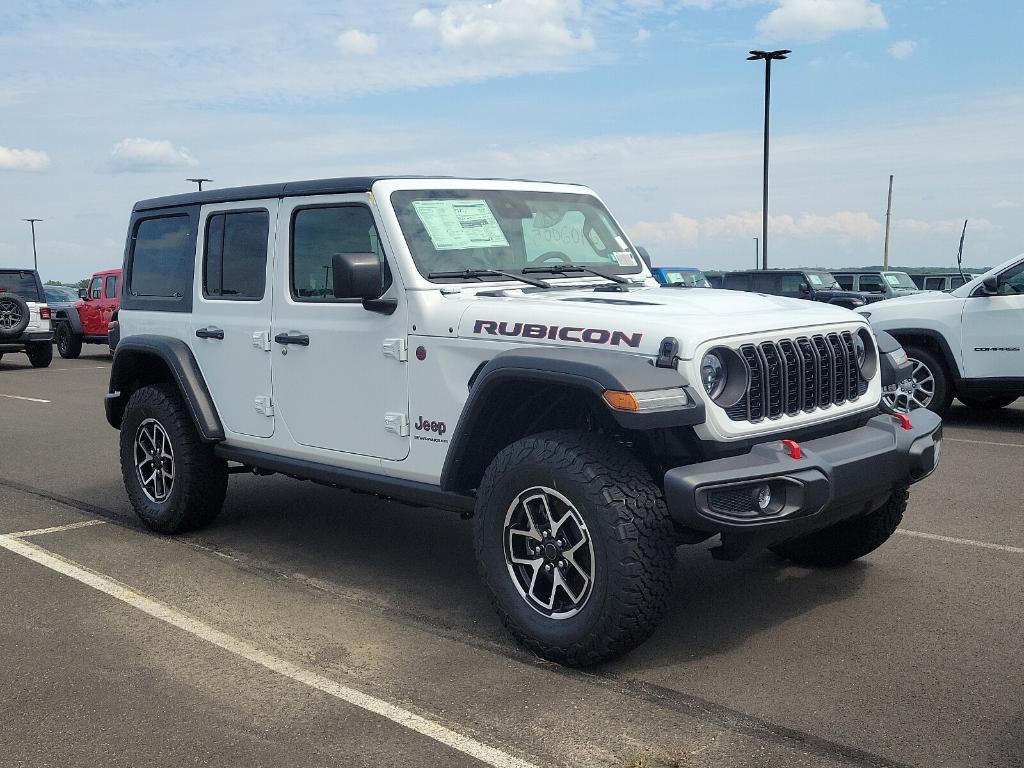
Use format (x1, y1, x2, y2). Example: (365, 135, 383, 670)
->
(700, 352, 727, 399)
(853, 333, 867, 369)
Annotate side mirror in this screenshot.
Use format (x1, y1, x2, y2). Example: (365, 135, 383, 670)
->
(981, 275, 999, 295)
(332, 252, 384, 300)
(636, 246, 653, 270)
(78, 288, 87, 299)
(799, 282, 810, 294)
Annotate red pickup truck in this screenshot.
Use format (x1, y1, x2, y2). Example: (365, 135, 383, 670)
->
(52, 268, 121, 358)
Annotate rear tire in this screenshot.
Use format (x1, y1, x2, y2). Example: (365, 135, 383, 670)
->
(25, 341, 53, 368)
(957, 393, 1018, 409)
(120, 384, 228, 533)
(770, 485, 908, 566)
(55, 322, 82, 359)
(473, 430, 675, 666)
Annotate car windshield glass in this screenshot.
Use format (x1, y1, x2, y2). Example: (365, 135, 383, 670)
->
(884, 272, 917, 288)
(45, 286, 78, 302)
(391, 190, 642, 282)
(0, 271, 41, 301)
(663, 270, 709, 287)
(806, 271, 840, 290)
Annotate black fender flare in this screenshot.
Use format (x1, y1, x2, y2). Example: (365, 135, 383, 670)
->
(53, 306, 83, 336)
(882, 327, 962, 384)
(440, 346, 704, 493)
(105, 335, 224, 442)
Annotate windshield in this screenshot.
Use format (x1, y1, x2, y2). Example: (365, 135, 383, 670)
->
(0, 271, 42, 301)
(806, 271, 841, 290)
(391, 190, 643, 282)
(45, 285, 78, 302)
(662, 269, 710, 287)
(884, 272, 917, 289)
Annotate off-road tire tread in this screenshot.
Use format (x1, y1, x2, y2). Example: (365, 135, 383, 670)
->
(120, 384, 227, 533)
(474, 430, 674, 666)
(56, 322, 82, 359)
(770, 485, 909, 566)
(26, 341, 53, 368)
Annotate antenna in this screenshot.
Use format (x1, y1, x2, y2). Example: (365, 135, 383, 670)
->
(956, 219, 968, 283)
(187, 178, 212, 191)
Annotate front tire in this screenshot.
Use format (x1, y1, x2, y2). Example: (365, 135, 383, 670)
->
(474, 430, 674, 666)
(884, 345, 953, 414)
(55, 322, 82, 359)
(770, 485, 908, 566)
(119, 384, 228, 533)
(26, 341, 53, 368)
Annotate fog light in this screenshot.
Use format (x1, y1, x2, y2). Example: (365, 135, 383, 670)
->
(753, 484, 772, 511)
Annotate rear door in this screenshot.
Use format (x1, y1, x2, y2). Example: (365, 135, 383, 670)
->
(189, 200, 277, 439)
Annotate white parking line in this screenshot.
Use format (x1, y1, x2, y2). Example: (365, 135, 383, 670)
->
(48, 366, 109, 372)
(896, 528, 1024, 554)
(8, 520, 106, 538)
(0, 533, 538, 768)
(947, 437, 1024, 449)
(0, 393, 50, 403)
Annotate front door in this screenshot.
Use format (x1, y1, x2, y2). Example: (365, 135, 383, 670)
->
(81, 276, 104, 336)
(189, 200, 277, 439)
(271, 195, 410, 461)
(100, 273, 119, 331)
(962, 259, 1024, 379)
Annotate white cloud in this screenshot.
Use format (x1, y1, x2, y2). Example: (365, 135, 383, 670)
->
(757, 0, 887, 42)
(0, 144, 50, 172)
(418, 0, 596, 55)
(630, 213, 701, 244)
(105, 138, 197, 173)
(629, 210, 883, 244)
(634, 28, 652, 43)
(336, 29, 379, 57)
(896, 218, 993, 236)
(889, 39, 917, 60)
(992, 200, 1018, 209)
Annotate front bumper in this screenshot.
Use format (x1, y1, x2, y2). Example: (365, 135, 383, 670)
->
(663, 409, 942, 558)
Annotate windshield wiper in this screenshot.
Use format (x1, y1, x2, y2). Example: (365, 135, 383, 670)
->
(427, 269, 550, 288)
(522, 265, 632, 285)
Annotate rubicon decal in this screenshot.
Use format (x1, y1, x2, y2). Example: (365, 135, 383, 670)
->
(473, 320, 642, 348)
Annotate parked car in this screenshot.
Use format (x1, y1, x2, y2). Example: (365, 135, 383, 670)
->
(909, 272, 977, 292)
(105, 176, 941, 667)
(718, 269, 875, 309)
(862, 253, 1024, 413)
(44, 284, 80, 306)
(650, 266, 712, 287)
(832, 271, 920, 300)
(52, 268, 121, 358)
(0, 268, 54, 367)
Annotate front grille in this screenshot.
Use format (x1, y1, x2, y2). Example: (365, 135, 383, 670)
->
(725, 331, 869, 423)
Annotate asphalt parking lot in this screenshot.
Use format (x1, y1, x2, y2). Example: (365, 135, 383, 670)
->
(0, 352, 1021, 768)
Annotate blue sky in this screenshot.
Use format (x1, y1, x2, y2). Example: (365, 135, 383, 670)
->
(1, 0, 1022, 281)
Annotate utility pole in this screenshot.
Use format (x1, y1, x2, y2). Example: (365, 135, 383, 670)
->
(748, 49, 790, 270)
(187, 178, 212, 191)
(754, 237, 759, 268)
(883, 174, 893, 269)
(22, 218, 42, 271)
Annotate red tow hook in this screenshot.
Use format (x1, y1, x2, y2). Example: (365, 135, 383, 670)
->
(781, 439, 802, 459)
(893, 413, 913, 431)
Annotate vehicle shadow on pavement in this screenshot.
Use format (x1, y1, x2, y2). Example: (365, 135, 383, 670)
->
(942, 402, 1024, 435)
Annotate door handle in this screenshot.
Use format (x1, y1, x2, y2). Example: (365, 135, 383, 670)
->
(274, 332, 310, 346)
(195, 327, 224, 340)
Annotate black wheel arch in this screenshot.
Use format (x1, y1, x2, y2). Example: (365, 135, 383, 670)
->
(105, 335, 224, 442)
(53, 306, 83, 335)
(884, 328, 962, 384)
(440, 346, 704, 494)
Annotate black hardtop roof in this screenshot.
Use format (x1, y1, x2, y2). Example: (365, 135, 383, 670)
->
(133, 175, 573, 212)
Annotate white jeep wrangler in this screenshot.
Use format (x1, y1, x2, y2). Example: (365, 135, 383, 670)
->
(105, 177, 942, 665)
(863, 254, 1024, 414)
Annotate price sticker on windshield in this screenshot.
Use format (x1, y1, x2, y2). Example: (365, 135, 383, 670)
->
(612, 251, 637, 267)
(412, 199, 510, 251)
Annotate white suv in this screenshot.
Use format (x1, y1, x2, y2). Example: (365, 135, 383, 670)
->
(862, 254, 1024, 413)
(0, 268, 54, 368)
(105, 176, 941, 665)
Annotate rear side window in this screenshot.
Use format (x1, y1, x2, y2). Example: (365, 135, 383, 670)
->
(925, 277, 944, 290)
(752, 274, 777, 293)
(129, 216, 193, 298)
(104, 275, 118, 299)
(834, 275, 854, 290)
(0, 271, 42, 301)
(290, 205, 385, 302)
(203, 210, 269, 300)
(859, 275, 885, 292)
(951, 276, 967, 289)
(724, 274, 750, 291)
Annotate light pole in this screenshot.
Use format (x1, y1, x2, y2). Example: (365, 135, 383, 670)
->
(187, 178, 212, 191)
(747, 49, 790, 270)
(22, 218, 42, 271)
(754, 237, 759, 268)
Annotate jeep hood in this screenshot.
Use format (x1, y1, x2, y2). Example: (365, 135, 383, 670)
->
(457, 285, 864, 360)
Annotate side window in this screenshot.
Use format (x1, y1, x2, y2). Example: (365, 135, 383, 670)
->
(779, 274, 804, 296)
(203, 210, 269, 300)
(104, 275, 118, 299)
(834, 275, 854, 290)
(291, 205, 386, 302)
(925, 277, 944, 290)
(89, 277, 103, 299)
(950, 276, 967, 289)
(859, 275, 885, 293)
(752, 274, 777, 294)
(995, 263, 1024, 294)
(724, 274, 750, 291)
(129, 216, 192, 298)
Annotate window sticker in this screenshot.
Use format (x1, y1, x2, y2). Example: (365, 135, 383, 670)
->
(807, 274, 824, 286)
(412, 199, 509, 251)
(612, 251, 637, 267)
(885, 274, 902, 287)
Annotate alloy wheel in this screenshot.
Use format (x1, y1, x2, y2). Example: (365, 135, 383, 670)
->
(882, 356, 935, 413)
(503, 486, 595, 619)
(134, 418, 175, 502)
(0, 297, 23, 331)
